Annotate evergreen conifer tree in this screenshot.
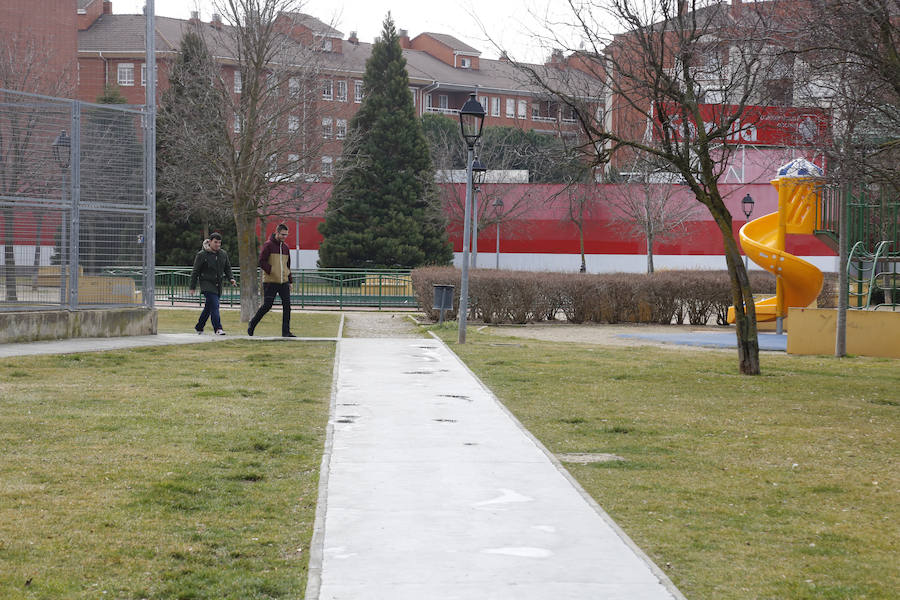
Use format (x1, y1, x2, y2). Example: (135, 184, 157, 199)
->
(317, 14, 452, 268)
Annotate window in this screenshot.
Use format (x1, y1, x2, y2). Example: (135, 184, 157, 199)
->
(141, 64, 146, 86)
(321, 156, 333, 177)
(505, 98, 515, 117)
(289, 77, 300, 97)
(117, 63, 134, 86)
(426, 94, 433, 108)
(491, 97, 500, 117)
(460, 57, 471, 69)
(439, 94, 448, 109)
(336, 119, 347, 139)
(288, 115, 299, 132)
(354, 80, 363, 102)
(562, 105, 577, 122)
(234, 70, 242, 94)
(233, 112, 242, 133)
(518, 100, 527, 119)
(322, 117, 333, 138)
(531, 103, 540, 120)
(336, 80, 347, 102)
(409, 87, 416, 107)
(478, 96, 489, 112)
(322, 79, 333, 100)
(322, 38, 333, 52)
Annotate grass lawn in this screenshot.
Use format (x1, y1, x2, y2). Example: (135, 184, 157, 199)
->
(0, 312, 337, 599)
(436, 327, 899, 600)
(156, 307, 341, 338)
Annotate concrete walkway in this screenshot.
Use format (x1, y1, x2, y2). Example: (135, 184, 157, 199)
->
(306, 337, 685, 600)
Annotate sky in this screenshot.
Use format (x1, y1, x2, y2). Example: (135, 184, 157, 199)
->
(113, 0, 579, 64)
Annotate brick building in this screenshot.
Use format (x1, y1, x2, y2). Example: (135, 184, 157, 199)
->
(68, 2, 603, 179)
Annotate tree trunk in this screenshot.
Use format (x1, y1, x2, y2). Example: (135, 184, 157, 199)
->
(835, 186, 848, 357)
(578, 221, 586, 273)
(234, 199, 260, 322)
(646, 234, 654, 274)
(710, 204, 760, 375)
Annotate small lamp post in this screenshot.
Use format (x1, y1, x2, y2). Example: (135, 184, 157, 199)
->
(741, 193, 754, 270)
(470, 157, 487, 268)
(457, 93, 486, 344)
(52, 130, 71, 169)
(492, 197, 504, 269)
(52, 130, 72, 300)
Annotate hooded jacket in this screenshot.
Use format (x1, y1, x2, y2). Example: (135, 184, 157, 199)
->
(189, 239, 234, 295)
(258, 232, 293, 284)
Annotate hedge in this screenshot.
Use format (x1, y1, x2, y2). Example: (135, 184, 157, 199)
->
(412, 267, 838, 326)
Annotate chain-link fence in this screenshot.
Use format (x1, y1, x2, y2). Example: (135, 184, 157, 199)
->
(0, 89, 153, 311)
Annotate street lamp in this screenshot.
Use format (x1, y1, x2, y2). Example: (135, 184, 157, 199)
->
(457, 93, 486, 344)
(492, 197, 504, 269)
(470, 156, 487, 268)
(741, 193, 754, 270)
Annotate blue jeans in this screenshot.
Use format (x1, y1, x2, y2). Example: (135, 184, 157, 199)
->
(196, 291, 222, 332)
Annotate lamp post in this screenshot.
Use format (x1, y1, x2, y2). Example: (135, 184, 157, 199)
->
(741, 193, 754, 270)
(52, 130, 71, 301)
(457, 93, 486, 344)
(492, 197, 504, 269)
(470, 156, 487, 269)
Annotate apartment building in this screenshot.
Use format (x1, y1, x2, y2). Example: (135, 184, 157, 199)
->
(66, 2, 604, 179)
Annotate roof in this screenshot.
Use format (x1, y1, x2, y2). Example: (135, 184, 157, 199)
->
(418, 32, 480, 55)
(77, 0, 97, 10)
(78, 14, 603, 100)
(281, 12, 343, 38)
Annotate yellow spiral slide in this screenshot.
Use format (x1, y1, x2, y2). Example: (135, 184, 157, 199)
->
(728, 170, 825, 323)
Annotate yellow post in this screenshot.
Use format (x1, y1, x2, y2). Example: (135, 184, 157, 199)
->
(774, 178, 790, 333)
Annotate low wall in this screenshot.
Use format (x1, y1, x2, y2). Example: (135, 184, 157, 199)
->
(0, 308, 157, 344)
(787, 308, 900, 358)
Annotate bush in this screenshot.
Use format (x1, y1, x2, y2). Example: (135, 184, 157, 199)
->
(410, 267, 810, 327)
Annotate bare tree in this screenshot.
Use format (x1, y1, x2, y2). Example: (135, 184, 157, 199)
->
(511, 0, 800, 374)
(0, 33, 74, 302)
(160, 0, 325, 320)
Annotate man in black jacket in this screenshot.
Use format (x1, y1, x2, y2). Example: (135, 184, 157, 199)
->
(189, 232, 236, 335)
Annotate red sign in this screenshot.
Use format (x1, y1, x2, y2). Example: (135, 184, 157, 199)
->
(655, 103, 829, 147)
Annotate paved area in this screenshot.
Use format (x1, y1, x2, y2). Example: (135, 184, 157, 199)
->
(306, 337, 685, 600)
(619, 330, 787, 351)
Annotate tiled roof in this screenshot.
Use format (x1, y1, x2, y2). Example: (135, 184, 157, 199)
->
(282, 12, 343, 38)
(78, 14, 603, 99)
(77, 0, 97, 10)
(418, 32, 480, 55)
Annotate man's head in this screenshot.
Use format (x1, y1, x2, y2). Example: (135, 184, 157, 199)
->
(209, 232, 222, 251)
(275, 223, 289, 242)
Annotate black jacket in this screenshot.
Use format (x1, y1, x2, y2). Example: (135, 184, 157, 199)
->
(190, 242, 233, 295)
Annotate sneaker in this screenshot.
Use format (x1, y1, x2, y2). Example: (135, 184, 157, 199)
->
(195, 327, 203, 335)
(282, 332, 297, 338)
(247, 322, 256, 336)
(215, 329, 226, 336)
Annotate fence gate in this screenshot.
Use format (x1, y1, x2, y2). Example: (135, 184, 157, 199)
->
(0, 88, 153, 311)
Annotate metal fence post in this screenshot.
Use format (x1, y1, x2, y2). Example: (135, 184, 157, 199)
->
(68, 103, 81, 309)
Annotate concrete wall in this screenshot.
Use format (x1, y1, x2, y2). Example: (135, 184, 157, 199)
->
(787, 308, 900, 358)
(0, 308, 157, 344)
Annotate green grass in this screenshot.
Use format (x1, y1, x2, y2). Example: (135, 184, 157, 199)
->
(0, 332, 334, 599)
(156, 307, 341, 338)
(436, 328, 899, 600)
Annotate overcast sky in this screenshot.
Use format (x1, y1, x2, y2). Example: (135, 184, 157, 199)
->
(113, 0, 581, 63)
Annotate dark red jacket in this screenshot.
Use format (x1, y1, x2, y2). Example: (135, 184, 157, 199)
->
(258, 233, 292, 284)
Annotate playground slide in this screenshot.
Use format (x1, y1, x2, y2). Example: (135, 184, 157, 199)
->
(730, 212, 824, 322)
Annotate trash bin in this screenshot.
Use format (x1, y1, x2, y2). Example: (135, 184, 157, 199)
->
(432, 284, 455, 324)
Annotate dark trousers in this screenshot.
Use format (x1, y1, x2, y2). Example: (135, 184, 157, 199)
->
(250, 282, 291, 335)
(196, 291, 222, 331)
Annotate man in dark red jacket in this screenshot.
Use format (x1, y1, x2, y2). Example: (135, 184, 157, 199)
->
(247, 223, 295, 337)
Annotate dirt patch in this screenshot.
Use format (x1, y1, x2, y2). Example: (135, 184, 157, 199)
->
(342, 311, 424, 338)
(479, 321, 727, 350)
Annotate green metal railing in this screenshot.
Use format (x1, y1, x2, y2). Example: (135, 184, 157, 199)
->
(818, 185, 900, 256)
(148, 267, 416, 309)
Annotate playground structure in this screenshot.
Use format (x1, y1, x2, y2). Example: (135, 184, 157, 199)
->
(728, 158, 900, 357)
(727, 159, 827, 330)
